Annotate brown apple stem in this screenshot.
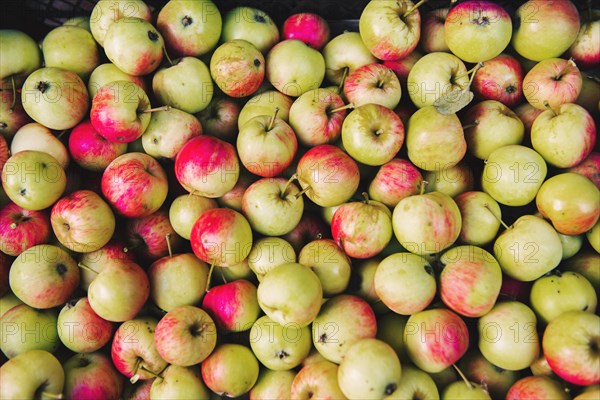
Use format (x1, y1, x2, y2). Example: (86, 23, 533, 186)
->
(267, 107, 280, 131)
(420, 180, 428, 195)
(77, 262, 99, 275)
(205, 261, 216, 292)
(295, 185, 310, 199)
(130, 363, 161, 384)
(165, 233, 173, 258)
(403, 0, 428, 18)
(543, 101, 558, 117)
(454, 62, 484, 85)
(362, 192, 370, 204)
(467, 62, 484, 89)
(194, 322, 210, 336)
(40, 392, 63, 399)
(220, 267, 228, 284)
(338, 67, 349, 94)
(483, 203, 510, 230)
(142, 105, 171, 113)
(462, 120, 479, 130)
(9, 75, 16, 112)
(162, 46, 174, 67)
(329, 103, 354, 113)
(452, 364, 474, 390)
(281, 173, 298, 197)
(556, 58, 576, 80)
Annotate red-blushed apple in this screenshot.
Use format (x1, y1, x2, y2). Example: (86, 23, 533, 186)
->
(455, 191, 502, 246)
(283, 13, 330, 50)
(0, 90, 32, 139)
(202, 279, 260, 332)
(344, 63, 401, 109)
(123, 378, 154, 400)
(57, 297, 114, 353)
(9, 244, 79, 309)
(283, 212, 329, 254)
(291, 360, 345, 399)
(459, 350, 519, 399)
(506, 376, 570, 400)
(101, 152, 168, 218)
(201, 343, 260, 397)
(567, 10, 600, 70)
(523, 58, 582, 110)
(63, 352, 124, 400)
(111, 317, 167, 382)
(0, 202, 50, 256)
(210, 39, 264, 98)
(78, 239, 134, 291)
(125, 210, 182, 262)
(196, 96, 240, 142)
(367, 158, 422, 208)
(1, 303, 59, 358)
(570, 152, 600, 189)
(154, 305, 217, 367)
(69, 120, 127, 171)
(141, 107, 202, 160)
(420, 7, 449, 53)
(0, 349, 65, 399)
(514, 102, 544, 138)
(298, 238, 352, 297)
(404, 308, 469, 373)
(296, 144, 360, 207)
(561, 251, 600, 288)
(472, 54, 524, 108)
(10, 122, 69, 170)
(250, 369, 295, 400)
(175, 135, 240, 198)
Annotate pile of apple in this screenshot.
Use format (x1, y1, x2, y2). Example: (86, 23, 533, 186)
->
(0, 0, 599, 398)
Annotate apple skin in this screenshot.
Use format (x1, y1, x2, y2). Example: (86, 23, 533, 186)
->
(0, 29, 42, 88)
(455, 191, 502, 246)
(283, 13, 330, 50)
(78, 239, 134, 291)
(150, 365, 210, 400)
(523, 58, 582, 110)
(196, 96, 240, 142)
(169, 194, 217, 240)
(0, 303, 59, 358)
(0, 202, 50, 256)
(42, 25, 100, 80)
(0, 349, 64, 400)
(459, 350, 519, 399)
(423, 161, 474, 198)
(506, 376, 570, 400)
(290, 361, 345, 400)
(221, 7, 280, 54)
(201, 343, 260, 398)
(322, 31, 377, 85)
(210, 39, 264, 98)
(69, 120, 127, 171)
(57, 297, 114, 354)
(420, 8, 450, 53)
(569, 152, 600, 189)
(567, 11, 600, 70)
(472, 53, 524, 108)
(125, 210, 182, 262)
(63, 352, 124, 400)
(156, 0, 222, 58)
(202, 279, 260, 332)
(89, 0, 152, 47)
(536, 173, 600, 236)
(368, 158, 422, 208)
(344, 63, 401, 110)
(141, 107, 202, 160)
(298, 238, 351, 297)
(11, 122, 70, 170)
(0, 90, 32, 139)
(87, 63, 148, 100)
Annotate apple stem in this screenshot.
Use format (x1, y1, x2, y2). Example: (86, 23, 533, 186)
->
(205, 261, 216, 292)
(281, 173, 298, 198)
(220, 267, 228, 284)
(41, 392, 63, 399)
(267, 107, 280, 131)
(454, 62, 484, 86)
(162, 46, 174, 67)
(77, 262, 99, 275)
(361, 192, 370, 204)
(402, 0, 428, 18)
(9, 75, 16, 112)
(556, 58, 576, 80)
(420, 180, 428, 195)
(483, 203, 509, 230)
(466, 62, 484, 89)
(9, 222, 17, 229)
(329, 103, 354, 113)
(295, 185, 310, 199)
(142, 105, 171, 113)
(338, 67, 349, 94)
(130, 363, 161, 384)
(462, 120, 479, 130)
(452, 364, 474, 390)
(543, 101, 558, 117)
(165, 233, 173, 258)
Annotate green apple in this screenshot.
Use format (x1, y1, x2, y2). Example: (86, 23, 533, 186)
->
(237, 90, 293, 129)
(150, 365, 210, 400)
(250, 369, 294, 400)
(0, 30, 41, 87)
(201, 343, 259, 398)
(386, 363, 439, 400)
(459, 350, 519, 399)
(267, 40, 325, 97)
(168, 194, 217, 240)
(588, 221, 600, 253)
(248, 237, 296, 281)
(442, 380, 491, 400)
(558, 232, 583, 260)
(0, 349, 64, 399)
(1, 303, 58, 358)
(42, 25, 100, 80)
(478, 301, 539, 370)
(424, 162, 474, 198)
(11, 122, 70, 169)
(221, 7, 279, 54)
(482, 145, 547, 206)
(291, 361, 346, 400)
(63, 16, 90, 31)
(322, 31, 377, 85)
(88, 63, 148, 99)
(89, 0, 152, 47)
(298, 238, 352, 297)
(0, 291, 23, 318)
(141, 107, 202, 159)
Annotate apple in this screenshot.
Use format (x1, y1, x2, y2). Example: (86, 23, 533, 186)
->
(168, 194, 216, 241)
(511, 0, 581, 61)
(523, 58, 582, 110)
(78, 239, 134, 291)
(343, 63, 401, 109)
(125, 210, 182, 262)
(454, 191, 502, 246)
(156, 0, 222, 57)
(569, 152, 600, 189)
(237, 89, 293, 129)
(246, 237, 296, 281)
(201, 343, 260, 397)
(0, 202, 50, 256)
(154, 305, 217, 366)
(0, 349, 64, 400)
(291, 361, 346, 400)
(202, 279, 260, 332)
(89, 0, 152, 47)
(87, 63, 148, 100)
(459, 350, 519, 399)
(210, 39, 264, 98)
(221, 7, 279, 54)
(196, 96, 240, 142)
(506, 376, 570, 400)
(63, 352, 124, 400)
(536, 173, 599, 236)
(0, 30, 41, 88)
(442, 380, 491, 400)
(387, 363, 439, 400)
(423, 162, 475, 198)
(150, 365, 210, 400)
(420, 7, 449, 53)
(57, 297, 114, 353)
(141, 107, 202, 159)
(11, 122, 70, 169)
(567, 10, 600, 70)
(69, 120, 127, 171)
(322, 31, 377, 85)
(149, 253, 209, 312)
(267, 40, 325, 97)
(0, 291, 23, 318)
(1, 303, 59, 358)
(42, 25, 99, 80)
(588, 221, 600, 253)
(124, 378, 154, 400)
(0, 89, 32, 139)
(368, 158, 422, 208)
(9, 244, 79, 309)
(376, 312, 409, 360)
(298, 238, 352, 297)
(472, 53, 524, 108)
(283, 212, 329, 254)
(282, 13, 330, 50)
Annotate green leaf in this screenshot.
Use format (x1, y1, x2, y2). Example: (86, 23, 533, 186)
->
(433, 88, 474, 115)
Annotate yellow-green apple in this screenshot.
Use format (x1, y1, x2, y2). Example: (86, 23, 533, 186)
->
(423, 162, 474, 198)
(543, 310, 600, 385)
(322, 31, 377, 85)
(125, 210, 182, 262)
(283, 13, 330, 50)
(69, 120, 127, 171)
(523, 58, 582, 110)
(101, 152, 168, 218)
(481, 145, 547, 206)
(149, 253, 209, 312)
(343, 63, 401, 109)
(472, 53, 524, 107)
(463, 100, 525, 160)
(154, 305, 217, 366)
(0, 30, 41, 88)
(169, 194, 216, 240)
(387, 363, 439, 400)
(61, 15, 88, 28)
(444, 0, 512, 63)
(253, 371, 296, 400)
(575, 387, 600, 400)
(289, 88, 346, 147)
(210, 39, 264, 98)
(217, 260, 254, 283)
(202, 279, 260, 332)
(338, 338, 402, 399)
(407, 52, 469, 109)
(103, 17, 163, 76)
(298, 238, 351, 296)
(406, 106, 466, 171)
(459, 350, 519, 399)
(196, 96, 240, 142)
(42, 25, 99, 80)
(296, 144, 360, 207)
(267, 40, 325, 97)
(392, 191, 462, 255)
(291, 361, 345, 400)
(359, 0, 421, 60)
(78, 239, 134, 291)
(257, 262, 322, 327)
(0, 90, 32, 139)
(404, 308, 469, 373)
(250, 315, 311, 370)
(50, 190, 115, 253)
(87, 259, 149, 322)
(237, 89, 293, 129)
(454, 191, 502, 246)
(531, 103, 596, 168)
(237, 113, 297, 178)
(588, 221, 600, 253)
(512, 0, 580, 61)
(312, 294, 376, 363)
(156, 0, 221, 57)
(9, 244, 79, 309)
(562, 251, 600, 287)
(368, 158, 422, 208)
(0, 303, 58, 358)
(420, 7, 449, 53)
(150, 365, 210, 399)
(21, 67, 89, 130)
(0, 202, 50, 256)
(576, 75, 600, 114)
(506, 376, 570, 400)
(0, 291, 23, 318)
(283, 212, 329, 254)
(141, 108, 202, 159)
(536, 173, 599, 235)
(439, 245, 502, 317)
(152, 57, 214, 114)
(247, 236, 296, 281)
(87, 63, 148, 99)
(567, 9, 600, 70)
(442, 380, 491, 400)
(478, 301, 539, 370)
(111, 317, 167, 382)
(11, 122, 69, 169)
(89, 0, 152, 47)
(558, 231, 583, 259)
(374, 252, 435, 315)
(221, 7, 279, 54)
(63, 352, 124, 400)
(0, 349, 64, 400)
(175, 135, 240, 198)
(569, 152, 600, 189)
(341, 103, 404, 166)
(57, 297, 113, 353)
(201, 343, 259, 397)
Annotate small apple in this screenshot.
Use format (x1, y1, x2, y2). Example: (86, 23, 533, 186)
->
(454, 191, 502, 246)
(298, 238, 352, 297)
(344, 63, 401, 109)
(196, 96, 240, 142)
(282, 13, 330, 50)
(125, 210, 182, 262)
(168, 194, 217, 240)
(210, 39, 264, 98)
(368, 158, 422, 208)
(472, 53, 524, 108)
(423, 162, 475, 198)
(523, 58, 582, 110)
(290, 361, 345, 400)
(322, 31, 377, 85)
(68, 120, 127, 171)
(420, 8, 449, 53)
(247, 237, 296, 281)
(150, 365, 210, 400)
(237, 89, 293, 129)
(11, 122, 70, 169)
(267, 40, 325, 97)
